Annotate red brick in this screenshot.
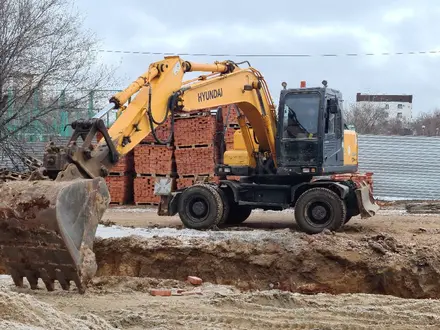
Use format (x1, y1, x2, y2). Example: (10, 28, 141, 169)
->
(150, 289, 171, 296)
(133, 176, 161, 204)
(222, 104, 239, 125)
(187, 276, 202, 285)
(175, 146, 217, 176)
(105, 175, 133, 204)
(174, 113, 221, 147)
(142, 118, 173, 143)
(109, 151, 134, 173)
(134, 145, 174, 175)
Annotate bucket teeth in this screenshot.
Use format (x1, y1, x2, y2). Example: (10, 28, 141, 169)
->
(0, 177, 110, 293)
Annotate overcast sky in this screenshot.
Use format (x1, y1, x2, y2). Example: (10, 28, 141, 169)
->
(75, 0, 440, 117)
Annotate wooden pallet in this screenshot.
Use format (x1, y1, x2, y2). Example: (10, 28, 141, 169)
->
(180, 173, 215, 179)
(138, 141, 173, 147)
(175, 143, 213, 149)
(107, 171, 132, 177)
(135, 173, 175, 178)
(109, 201, 125, 205)
(135, 202, 159, 206)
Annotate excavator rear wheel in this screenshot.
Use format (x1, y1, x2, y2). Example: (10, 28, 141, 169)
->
(178, 184, 224, 230)
(294, 187, 346, 234)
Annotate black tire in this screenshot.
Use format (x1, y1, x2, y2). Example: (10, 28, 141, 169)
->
(224, 203, 252, 225)
(178, 184, 224, 230)
(216, 186, 231, 225)
(294, 187, 346, 234)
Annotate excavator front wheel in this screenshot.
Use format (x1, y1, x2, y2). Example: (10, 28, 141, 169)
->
(177, 184, 225, 230)
(294, 187, 347, 234)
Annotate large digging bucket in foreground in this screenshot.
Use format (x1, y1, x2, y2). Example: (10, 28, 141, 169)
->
(0, 177, 110, 293)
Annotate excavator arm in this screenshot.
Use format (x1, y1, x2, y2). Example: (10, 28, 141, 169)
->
(0, 56, 279, 294)
(63, 56, 278, 179)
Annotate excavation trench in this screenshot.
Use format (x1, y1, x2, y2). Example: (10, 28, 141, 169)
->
(93, 230, 440, 299)
(2, 229, 440, 299)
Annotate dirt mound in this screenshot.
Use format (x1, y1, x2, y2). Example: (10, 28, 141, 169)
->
(0, 286, 115, 330)
(93, 230, 440, 299)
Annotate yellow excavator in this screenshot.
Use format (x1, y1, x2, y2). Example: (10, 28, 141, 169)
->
(0, 56, 379, 294)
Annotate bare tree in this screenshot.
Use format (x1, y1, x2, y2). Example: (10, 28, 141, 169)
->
(411, 108, 440, 136)
(344, 102, 390, 134)
(0, 0, 117, 168)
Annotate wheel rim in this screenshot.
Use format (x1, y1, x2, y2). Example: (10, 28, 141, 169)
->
(186, 195, 210, 223)
(305, 201, 332, 227)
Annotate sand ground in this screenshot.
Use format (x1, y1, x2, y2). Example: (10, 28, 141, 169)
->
(2, 206, 440, 329)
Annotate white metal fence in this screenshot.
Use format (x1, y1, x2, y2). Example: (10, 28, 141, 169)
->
(358, 134, 440, 200)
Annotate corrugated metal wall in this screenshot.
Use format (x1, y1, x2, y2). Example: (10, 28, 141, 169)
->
(358, 135, 440, 200)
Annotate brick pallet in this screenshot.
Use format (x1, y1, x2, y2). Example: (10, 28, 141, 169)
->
(174, 145, 218, 176)
(109, 151, 135, 174)
(134, 144, 175, 175)
(173, 113, 222, 146)
(221, 105, 237, 125)
(105, 174, 133, 205)
(100, 105, 245, 205)
(142, 118, 173, 144)
(133, 176, 161, 204)
(133, 143, 176, 204)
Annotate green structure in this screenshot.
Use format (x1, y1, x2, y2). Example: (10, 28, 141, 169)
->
(4, 88, 123, 142)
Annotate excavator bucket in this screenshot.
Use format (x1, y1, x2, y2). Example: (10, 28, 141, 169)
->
(0, 177, 110, 293)
(355, 181, 380, 218)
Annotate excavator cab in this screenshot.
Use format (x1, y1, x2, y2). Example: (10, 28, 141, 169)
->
(275, 81, 357, 177)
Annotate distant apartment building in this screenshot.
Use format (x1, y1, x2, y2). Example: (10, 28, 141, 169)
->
(356, 93, 413, 122)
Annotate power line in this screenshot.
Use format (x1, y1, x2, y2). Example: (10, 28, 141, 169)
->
(92, 49, 440, 58)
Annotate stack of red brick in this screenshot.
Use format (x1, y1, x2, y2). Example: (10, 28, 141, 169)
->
(221, 105, 240, 125)
(173, 113, 222, 146)
(173, 112, 220, 190)
(133, 176, 161, 204)
(133, 118, 177, 204)
(133, 143, 176, 205)
(96, 104, 244, 206)
(134, 144, 174, 175)
(105, 175, 133, 204)
(175, 146, 218, 176)
(142, 119, 173, 143)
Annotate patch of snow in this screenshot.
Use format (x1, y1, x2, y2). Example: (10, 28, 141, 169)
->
(95, 225, 290, 243)
(0, 275, 11, 280)
(96, 225, 210, 239)
(376, 196, 439, 202)
(105, 207, 157, 213)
